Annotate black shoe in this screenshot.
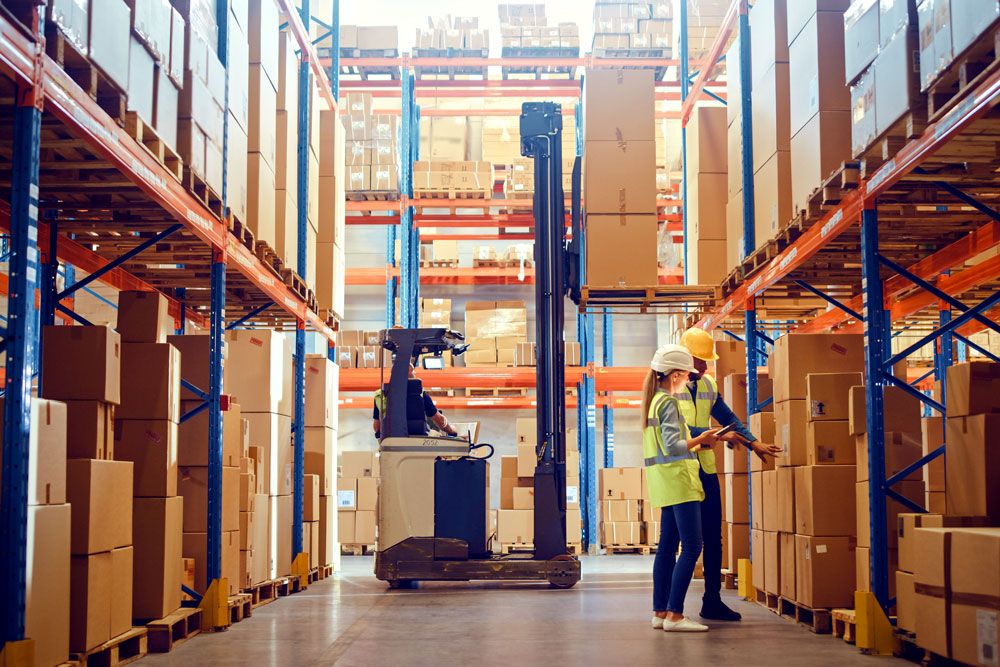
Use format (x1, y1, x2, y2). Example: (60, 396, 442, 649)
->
(700, 599, 742, 621)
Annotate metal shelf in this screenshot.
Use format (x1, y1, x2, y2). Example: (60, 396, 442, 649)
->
(346, 266, 685, 286)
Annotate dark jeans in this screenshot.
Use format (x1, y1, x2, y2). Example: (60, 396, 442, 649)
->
(653, 501, 703, 613)
(699, 468, 723, 603)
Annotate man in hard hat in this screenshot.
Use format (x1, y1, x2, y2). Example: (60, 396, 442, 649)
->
(678, 327, 781, 622)
(373, 360, 457, 440)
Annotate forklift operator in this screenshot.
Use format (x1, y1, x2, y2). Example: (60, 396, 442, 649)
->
(373, 361, 458, 440)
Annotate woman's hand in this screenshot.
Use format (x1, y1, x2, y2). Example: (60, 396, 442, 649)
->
(688, 428, 721, 451)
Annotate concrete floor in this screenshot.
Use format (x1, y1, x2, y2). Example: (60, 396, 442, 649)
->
(143, 556, 896, 666)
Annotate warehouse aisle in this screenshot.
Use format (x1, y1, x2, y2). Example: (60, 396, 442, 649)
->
(142, 557, 890, 667)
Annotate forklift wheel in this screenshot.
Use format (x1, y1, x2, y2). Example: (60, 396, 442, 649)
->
(547, 554, 580, 589)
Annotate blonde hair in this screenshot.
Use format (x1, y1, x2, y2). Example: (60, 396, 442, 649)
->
(641, 369, 665, 418)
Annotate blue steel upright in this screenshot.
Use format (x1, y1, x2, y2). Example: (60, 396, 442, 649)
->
(207, 256, 226, 582)
(292, 0, 313, 559)
(860, 205, 890, 607)
(1, 87, 43, 646)
(601, 310, 614, 468)
(398, 71, 418, 327)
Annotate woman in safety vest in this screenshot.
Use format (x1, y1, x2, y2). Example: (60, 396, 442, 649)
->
(643, 344, 722, 632)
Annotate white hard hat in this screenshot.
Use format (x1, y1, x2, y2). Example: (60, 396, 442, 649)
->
(650, 344, 697, 374)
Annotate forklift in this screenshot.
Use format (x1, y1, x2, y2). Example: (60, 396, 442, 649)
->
(373, 102, 583, 588)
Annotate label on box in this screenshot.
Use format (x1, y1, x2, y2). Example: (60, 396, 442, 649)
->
(337, 490, 356, 508)
(781, 425, 790, 453)
(816, 544, 828, 554)
(566, 486, 579, 505)
(979, 610, 999, 667)
(808, 76, 819, 115)
(810, 400, 826, 418)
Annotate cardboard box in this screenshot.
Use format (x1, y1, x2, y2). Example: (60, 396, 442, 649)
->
(338, 510, 356, 544)
(131, 496, 182, 619)
(337, 478, 357, 510)
(25, 503, 71, 667)
(184, 530, 239, 594)
(795, 534, 856, 608)
(721, 372, 774, 424)
(774, 399, 807, 466)
(585, 214, 659, 287)
(794, 465, 856, 536)
(751, 472, 764, 529)
(500, 475, 533, 510)
(913, 527, 953, 657)
(109, 546, 133, 637)
(897, 569, 916, 632)
(89, 0, 130, 90)
(583, 69, 655, 142)
(357, 477, 378, 512)
(788, 9, 850, 134)
(898, 513, 988, 573)
(340, 450, 378, 478)
(779, 531, 796, 599)
(945, 414, 1000, 521)
(844, 0, 880, 83)
(119, 343, 181, 421)
(855, 431, 923, 483)
(749, 411, 777, 448)
(749, 0, 789, 82)
(497, 509, 534, 544)
(776, 466, 796, 533)
(304, 354, 338, 429)
(751, 63, 791, 172)
(319, 495, 336, 568)
(850, 67, 877, 157)
(874, 27, 920, 139)
(514, 486, 535, 511)
(64, 400, 115, 459)
(252, 494, 269, 584)
(772, 334, 865, 403)
(752, 149, 793, 240)
(856, 479, 925, 548)
(806, 420, 854, 465)
(355, 510, 376, 545)
(725, 473, 749, 524)
(751, 529, 765, 590)
(602, 521, 642, 546)
(41, 325, 121, 404)
(806, 372, 863, 421)
(244, 412, 293, 496)
(116, 290, 173, 343)
(178, 465, 240, 533)
(177, 403, 244, 468)
(599, 467, 643, 500)
(584, 140, 657, 214)
(303, 474, 320, 521)
(790, 109, 852, 213)
(69, 552, 112, 651)
(225, 329, 293, 416)
(67, 459, 132, 554)
(763, 530, 781, 594)
(686, 107, 728, 175)
(762, 470, 779, 532)
(114, 419, 178, 497)
(920, 416, 946, 491)
(728, 522, 750, 566)
(946, 361, 1000, 417)
(949, 527, 1000, 666)
(516, 443, 536, 478)
(305, 426, 336, 496)
(0, 398, 67, 505)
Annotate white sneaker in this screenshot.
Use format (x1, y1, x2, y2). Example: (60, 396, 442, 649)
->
(652, 616, 665, 629)
(662, 616, 709, 632)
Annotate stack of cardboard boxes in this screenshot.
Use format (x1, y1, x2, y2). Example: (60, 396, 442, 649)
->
(591, 2, 672, 54)
(316, 105, 348, 320)
(749, 0, 793, 251)
(305, 353, 340, 569)
(787, 1, 851, 216)
(335, 330, 393, 369)
(339, 25, 399, 53)
(414, 16, 489, 52)
(671, 0, 731, 60)
(338, 451, 379, 549)
(497, 420, 581, 549)
(343, 92, 399, 193)
(12, 393, 70, 666)
(498, 4, 580, 50)
(724, 32, 745, 269)
(512, 341, 582, 367)
(226, 329, 294, 580)
(113, 292, 185, 617)
(463, 301, 529, 367)
(583, 70, 658, 287)
(900, 360, 1000, 663)
(413, 161, 495, 198)
(844, 0, 922, 159)
(41, 324, 135, 653)
(916, 0, 1000, 94)
(685, 106, 728, 284)
(599, 468, 646, 548)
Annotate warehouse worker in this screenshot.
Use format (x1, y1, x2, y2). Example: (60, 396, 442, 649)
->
(373, 361, 458, 440)
(677, 327, 781, 623)
(644, 344, 722, 633)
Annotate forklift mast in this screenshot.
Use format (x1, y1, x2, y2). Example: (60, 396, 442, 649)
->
(520, 102, 570, 559)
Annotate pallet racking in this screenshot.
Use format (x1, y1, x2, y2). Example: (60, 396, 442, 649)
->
(678, 0, 1000, 627)
(0, 0, 341, 645)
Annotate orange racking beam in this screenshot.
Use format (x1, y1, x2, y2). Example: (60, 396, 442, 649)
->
(335, 55, 683, 69)
(339, 366, 588, 391)
(345, 266, 685, 286)
(797, 221, 1000, 334)
(376, 107, 687, 119)
(346, 213, 682, 227)
(345, 197, 681, 212)
(681, 0, 739, 127)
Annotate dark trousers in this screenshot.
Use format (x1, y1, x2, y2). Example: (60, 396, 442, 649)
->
(653, 501, 703, 613)
(699, 467, 723, 603)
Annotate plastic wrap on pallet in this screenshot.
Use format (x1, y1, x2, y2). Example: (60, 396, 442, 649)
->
(131, 0, 173, 60)
(48, 0, 89, 56)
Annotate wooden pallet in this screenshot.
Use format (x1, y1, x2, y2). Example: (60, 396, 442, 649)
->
(182, 167, 225, 219)
(499, 542, 534, 554)
(471, 258, 503, 268)
(412, 188, 492, 199)
(317, 564, 334, 580)
(228, 213, 256, 252)
(777, 597, 832, 634)
(591, 48, 671, 80)
(567, 543, 582, 556)
(274, 575, 303, 597)
(927, 26, 1000, 121)
(500, 46, 579, 79)
(466, 387, 529, 397)
(831, 608, 856, 644)
(892, 629, 952, 664)
(754, 587, 780, 611)
(124, 112, 183, 181)
(420, 259, 459, 268)
(413, 48, 490, 79)
(254, 240, 284, 277)
(228, 593, 253, 624)
(70, 627, 147, 667)
(342, 49, 401, 80)
(604, 544, 654, 555)
(45, 27, 127, 127)
(243, 579, 278, 608)
(146, 607, 203, 653)
(721, 568, 738, 590)
(858, 106, 929, 179)
(341, 543, 375, 556)
(346, 190, 400, 201)
(280, 267, 307, 300)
